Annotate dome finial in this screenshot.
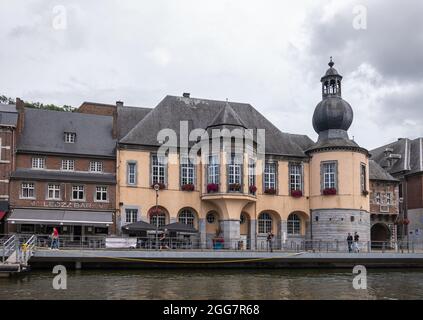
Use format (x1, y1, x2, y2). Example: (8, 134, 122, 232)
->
(328, 56, 334, 68)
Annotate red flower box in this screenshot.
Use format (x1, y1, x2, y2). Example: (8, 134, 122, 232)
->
(264, 187, 277, 195)
(151, 182, 166, 190)
(322, 188, 337, 195)
(207, 183, 219, 193)
(249, 185, 257, 194)
(291, 189, 303, 198)
(181, 183, 195, 191)
(228, 183, 242, 192)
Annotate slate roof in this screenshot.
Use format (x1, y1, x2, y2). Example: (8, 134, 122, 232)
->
(369, 160, 398, 182)
(0, 104, 18, 126)
(370, 138, 423, 175)
(11, 169, 116, 184)
(117, 105, 152, 139)
(18, 108, 116, 157)
(120, 95, 310, 157)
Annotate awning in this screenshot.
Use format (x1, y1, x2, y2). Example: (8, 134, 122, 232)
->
(0, 211, 6, 221)
(7, 209, 113, 226)
(122, 220, 156, 232)
(160, 222, 198, 233)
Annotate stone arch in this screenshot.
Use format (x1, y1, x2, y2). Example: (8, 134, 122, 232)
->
(205, 210, 221, 236)
(257, 210, 281, 235)
(287, 211, 308, 236)
(371, 223, 391, 246)
(177, 207, 199, 229)
(240, 211, 251, 236)
(147, 206, 169, 227)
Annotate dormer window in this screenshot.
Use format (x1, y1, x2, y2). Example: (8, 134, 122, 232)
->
(64, 132, 76, 143)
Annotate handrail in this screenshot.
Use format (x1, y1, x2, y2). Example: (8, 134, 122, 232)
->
(2, 234, 17, 263)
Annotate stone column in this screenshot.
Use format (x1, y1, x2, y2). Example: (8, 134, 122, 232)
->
(198, 218, 207, 249)
(221, 219, 240, 249)
(280, 220, 287, 250)
(249, 219, 257, 250)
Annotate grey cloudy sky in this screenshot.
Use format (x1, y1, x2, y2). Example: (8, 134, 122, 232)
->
(1, 0, 422, 149)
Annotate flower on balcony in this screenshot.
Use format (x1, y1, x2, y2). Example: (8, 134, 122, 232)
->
(264, 187, 277, 195)
(291, 189, 303, 198)
(149, 207, 163, 216)
(181, 183, 195, 191)
(151, 182, 166, 190)
(228, 183, 242, 192)
(207, 183, 219, 193)
(322, 188, 337, 195)
(362, 190, 369, 196)
(249, 185, 257, 194)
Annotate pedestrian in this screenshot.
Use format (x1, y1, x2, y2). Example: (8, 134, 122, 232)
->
(347, 233, 353, 253)
(50, 227, 60, 250)
(267, 231, 274, 253)
(159, 229, 169, 250)
(353, 232, 360, 253)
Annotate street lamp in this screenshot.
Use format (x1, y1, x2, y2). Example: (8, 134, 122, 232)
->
(154, 183, 160, 250)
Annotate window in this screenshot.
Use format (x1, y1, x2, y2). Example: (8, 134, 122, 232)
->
(322, 162, 336, 189)
(180, 156, 195, 186)
(360, 163, 367, 192)
(47, 184, 60, 200)
(150, 212, 166, 227)
(206, 212, 216, 224)
(178, 209, 195, 227)
(287, 213, 301, 235)
(289, 163, 302, 191)
(32, 157, 45, 169)
(64, 132, 76, 143)
(151, 155, 166, 184)
(72, 185, 84, 200)
(375, 192, 381, 204)
(90, 161, 103, 173)
(386, 193, 392, 205)
(95, 186, 108, 202)
(62, 159, 75, 171)
(21, 182, 35, 199)
(207, 155, 220, 184)
(240, 213, 247, 225)
(264, 162, 276, 190)
(125, 209, 138, 223)
(258, 212, 272, 234)
(248, 158, 256, 191)
(127, 162, 137, 185)
(228, 154, 242, 188)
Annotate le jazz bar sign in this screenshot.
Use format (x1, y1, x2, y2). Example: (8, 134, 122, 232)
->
(30, 200, 108, 209)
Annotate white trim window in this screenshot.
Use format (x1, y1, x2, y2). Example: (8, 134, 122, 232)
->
(178, 209, 195, 227)
(90, 161, 103, 173)
(150, 213, 166, 227)
(125, 209, 138, 223)
(264, 162, 276, 190)
(47, 184, 60, 200)
(72, 185, 84, 200)
(228, 154, 242, 186)
(95, 186, 108, 202)
(64, 132, 76, 143)
(287, 213, 301, 235)
(32, 157, 45, 169)
(21, 182, 35, 199)
(207, 155, 220, 184)
(360, 163, 367, 192)
(180, 156, 195, 186)
(61, 159, 75, 171)
(289, 163, 302, 191)
(248, 158, 256, 187)
(386, 192, 392, 205)
(375, 192, 381, 204)
(127, 162, 137, 185)
(258, 212, 272, 234)
(323, 162, 336, 189)
(151, 155, 166, 184)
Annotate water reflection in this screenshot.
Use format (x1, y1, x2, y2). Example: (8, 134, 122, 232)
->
(0, 269, 422, 300)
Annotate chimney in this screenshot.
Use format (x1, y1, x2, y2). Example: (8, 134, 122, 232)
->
(116, 101, 124, 108)
(112, 108, 118, 139)
(16, 97, 25, 134)
(182, 92, 190, 98)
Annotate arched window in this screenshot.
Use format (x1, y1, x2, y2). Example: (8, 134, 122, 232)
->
(179, 209, 195, 227)
(206, 212, 216, 224)
(150, 212, 166, 227)
(287, 213, 301, 235)
(258, 212, 272, 234)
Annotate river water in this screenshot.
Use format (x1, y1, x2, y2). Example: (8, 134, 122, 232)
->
(1, 269, 423, 300)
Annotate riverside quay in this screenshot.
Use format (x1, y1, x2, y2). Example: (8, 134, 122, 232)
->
(1, 60, 422, 252)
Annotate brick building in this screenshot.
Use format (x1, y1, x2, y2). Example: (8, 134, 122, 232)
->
(7, 106, 117, 239)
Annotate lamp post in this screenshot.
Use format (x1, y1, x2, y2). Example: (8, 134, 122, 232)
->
(154, 183, 160, 250)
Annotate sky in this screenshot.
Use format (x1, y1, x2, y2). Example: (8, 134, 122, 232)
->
(1, 0, 422, 150)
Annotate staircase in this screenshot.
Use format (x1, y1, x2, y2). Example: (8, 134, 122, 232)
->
(0, 234, 37, 274)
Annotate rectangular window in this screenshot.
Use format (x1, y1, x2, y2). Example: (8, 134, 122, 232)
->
(125, 209, 138, 223)
(127, 162, 137, 185)
(360, 163, 367, 192)
(64, 132, 76, 143)
(248, 158, 256, 192)
(47, 184, 60, 200)
(32, 157, 45, 169)
(72, 185, 84, 200)
(89, 161, 103, 173)
(228, 154, 242, 188)
(264, 162, 276, 190)
(376, 192, 381, 204)
(386, 193, 392, 205)
(180, 155, 195, 186)
(95, 186, 108, 202)
(62, 159, 75, 171)
(207, 155, 220, 184)
(289, 163, 302, 191)
(323, 162, 336, 189)
(151, 155, 166, 185)
(21, 182, 35, 199)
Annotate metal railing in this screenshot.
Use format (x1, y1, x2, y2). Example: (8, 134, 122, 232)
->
(1, 234, 17, 263)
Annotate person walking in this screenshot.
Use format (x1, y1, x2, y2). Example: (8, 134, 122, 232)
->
(353, 232, 360, 253)
(267, 231, 274, 253)
(50, 227, 60, 250)
(347, 233, 353, 253)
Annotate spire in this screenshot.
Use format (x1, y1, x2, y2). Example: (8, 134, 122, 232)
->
(321, 57, 343, 98)
(328, 56, 334, 68)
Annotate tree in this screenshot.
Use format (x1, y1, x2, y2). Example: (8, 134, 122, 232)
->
(0, 94, 74, 112)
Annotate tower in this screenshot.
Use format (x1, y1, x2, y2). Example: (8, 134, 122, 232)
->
(307, 58, 371, 249)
